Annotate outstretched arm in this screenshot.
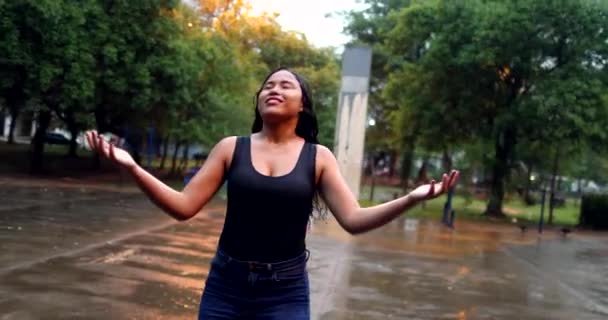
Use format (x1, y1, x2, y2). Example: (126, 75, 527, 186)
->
(317, 146, 459, 234)
(86, 131, 234, 221)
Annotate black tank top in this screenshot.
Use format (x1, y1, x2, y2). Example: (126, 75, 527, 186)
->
(217, 136, 317, 262)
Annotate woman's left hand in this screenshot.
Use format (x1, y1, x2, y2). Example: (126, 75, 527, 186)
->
(409, 170, 460, 202)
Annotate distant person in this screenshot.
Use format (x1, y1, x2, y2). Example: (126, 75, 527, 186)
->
(86, 67, 459, 319)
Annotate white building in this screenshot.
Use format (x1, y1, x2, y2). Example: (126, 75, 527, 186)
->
(0, 110, 36, 141)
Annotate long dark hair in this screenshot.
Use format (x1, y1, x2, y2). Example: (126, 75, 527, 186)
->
(251, 67, 319, 144)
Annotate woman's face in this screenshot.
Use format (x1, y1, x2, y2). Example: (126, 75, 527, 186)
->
(257, 70, 303, 122)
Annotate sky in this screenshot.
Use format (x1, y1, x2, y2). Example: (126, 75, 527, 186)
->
(248, 0, 368, 49)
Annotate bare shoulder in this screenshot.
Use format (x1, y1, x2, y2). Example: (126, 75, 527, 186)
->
(314, 144, 338, 170)
(208, 136, 239, 170)
(216, 136, 238, 149)
(315, 144, 335, 159)
(211, 136, 238, 158)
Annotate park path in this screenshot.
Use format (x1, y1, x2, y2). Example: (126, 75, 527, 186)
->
(1, 177, 607, 319)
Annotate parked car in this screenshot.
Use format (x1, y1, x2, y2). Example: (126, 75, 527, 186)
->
(44, 132, 70, 145)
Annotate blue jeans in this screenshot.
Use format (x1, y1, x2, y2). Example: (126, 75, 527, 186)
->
(198, 249, 310, 319)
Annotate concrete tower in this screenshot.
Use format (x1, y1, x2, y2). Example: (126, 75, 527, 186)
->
(333, 46, 372, 199)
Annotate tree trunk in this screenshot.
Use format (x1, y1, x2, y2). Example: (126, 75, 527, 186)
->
(523, 162, 533, 202)
(170, 141, 181, 175)
(68, 131, 79, 158)
(6, 73, 25, 145)
(441, 148, 453, 172)
(30, 110, 51, 174)
(575, 177, 583, 206)
(548, 149, 560, 225)
(66, 110, 79, 158)
(416, 156, 430, 185)
(369, 156, 376, 202)
(416, 156, 430, 209)
(388, 150, 398, 177)
(159, 135, 169, 170)
(400, 136, 417, 191)
(485, 128, 515, 217)
(180, 143, 190, 171)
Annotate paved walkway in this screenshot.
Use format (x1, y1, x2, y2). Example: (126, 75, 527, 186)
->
(1, 178, 607, 319)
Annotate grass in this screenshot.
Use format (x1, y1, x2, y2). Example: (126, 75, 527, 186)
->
(359, 184, 581, 226)
(0, 141, 582, 226)
(500, 198, 580, 226)
(0, 142, 94, 173)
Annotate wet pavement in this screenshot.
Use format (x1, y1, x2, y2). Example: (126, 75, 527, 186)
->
(1, 178, 607, 319)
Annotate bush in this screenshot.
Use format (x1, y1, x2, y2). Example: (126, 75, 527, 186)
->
(580, 194, 608, 230)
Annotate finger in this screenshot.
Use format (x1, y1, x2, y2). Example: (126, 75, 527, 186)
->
(85, 131, 94, 150)
(450, 170, 460, 188)
(109, 142, 116, 161)
(441, 174, 449, 193)
(447, 170, 455, 187)
(90, 132, 98, 151)
(96, 135, 103, 154)
(98, 135, 110, 158)
(103, 138, 112, 158)
(434, 182, 443, 196)
(85, 132, 94, 151)
(92, 132, 100, 151)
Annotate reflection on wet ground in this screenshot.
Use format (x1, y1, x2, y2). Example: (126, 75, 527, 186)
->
(1, 179, 607, 319)
(311, 219, 608, 319)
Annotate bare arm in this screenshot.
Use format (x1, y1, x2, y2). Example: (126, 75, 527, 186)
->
(87, 131, 235, 221)
(316, 146, 459, 234)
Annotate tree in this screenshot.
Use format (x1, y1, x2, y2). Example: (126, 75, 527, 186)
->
(2, 0, 98, 171)
(1, 0, 342, 176)
(0, 1, 31, 144)
(344, 0, 415, 186)
(148, 3, 258, 174)
(197, 1, 341, 147)
(87, 0, 181, 166)
(519, 72, 608, 223)
(34, 0, 97, 158)
(385, 0, 608, 216)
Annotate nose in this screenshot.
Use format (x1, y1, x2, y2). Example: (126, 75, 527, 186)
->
(264, 90, 283, 103)
(267, 85, 281, 96)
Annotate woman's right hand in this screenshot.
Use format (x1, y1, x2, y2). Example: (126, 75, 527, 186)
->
(86, 131, 136, 170)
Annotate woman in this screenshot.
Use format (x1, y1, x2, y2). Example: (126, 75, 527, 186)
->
(86, 67, 459, 319)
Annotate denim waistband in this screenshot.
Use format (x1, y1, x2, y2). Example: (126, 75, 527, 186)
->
(215, 248, 310, 273)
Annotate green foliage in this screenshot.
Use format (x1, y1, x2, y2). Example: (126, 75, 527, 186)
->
(344, 0, 413, 152)
(0, 0, 341, 170)
(379, 0, 608, 214)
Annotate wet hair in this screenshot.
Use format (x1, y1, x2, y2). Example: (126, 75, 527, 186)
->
(251, 67, 319, 144)
(251, 67, 328, 220)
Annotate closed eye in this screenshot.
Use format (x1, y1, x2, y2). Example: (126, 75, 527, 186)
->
(264, 80, 297, 90)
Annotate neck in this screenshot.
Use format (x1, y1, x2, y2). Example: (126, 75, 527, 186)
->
(259, 118, 300, 144)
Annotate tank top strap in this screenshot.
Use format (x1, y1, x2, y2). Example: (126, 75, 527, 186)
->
(303, 142, 317, 187)
(227, 136, 250, 175)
